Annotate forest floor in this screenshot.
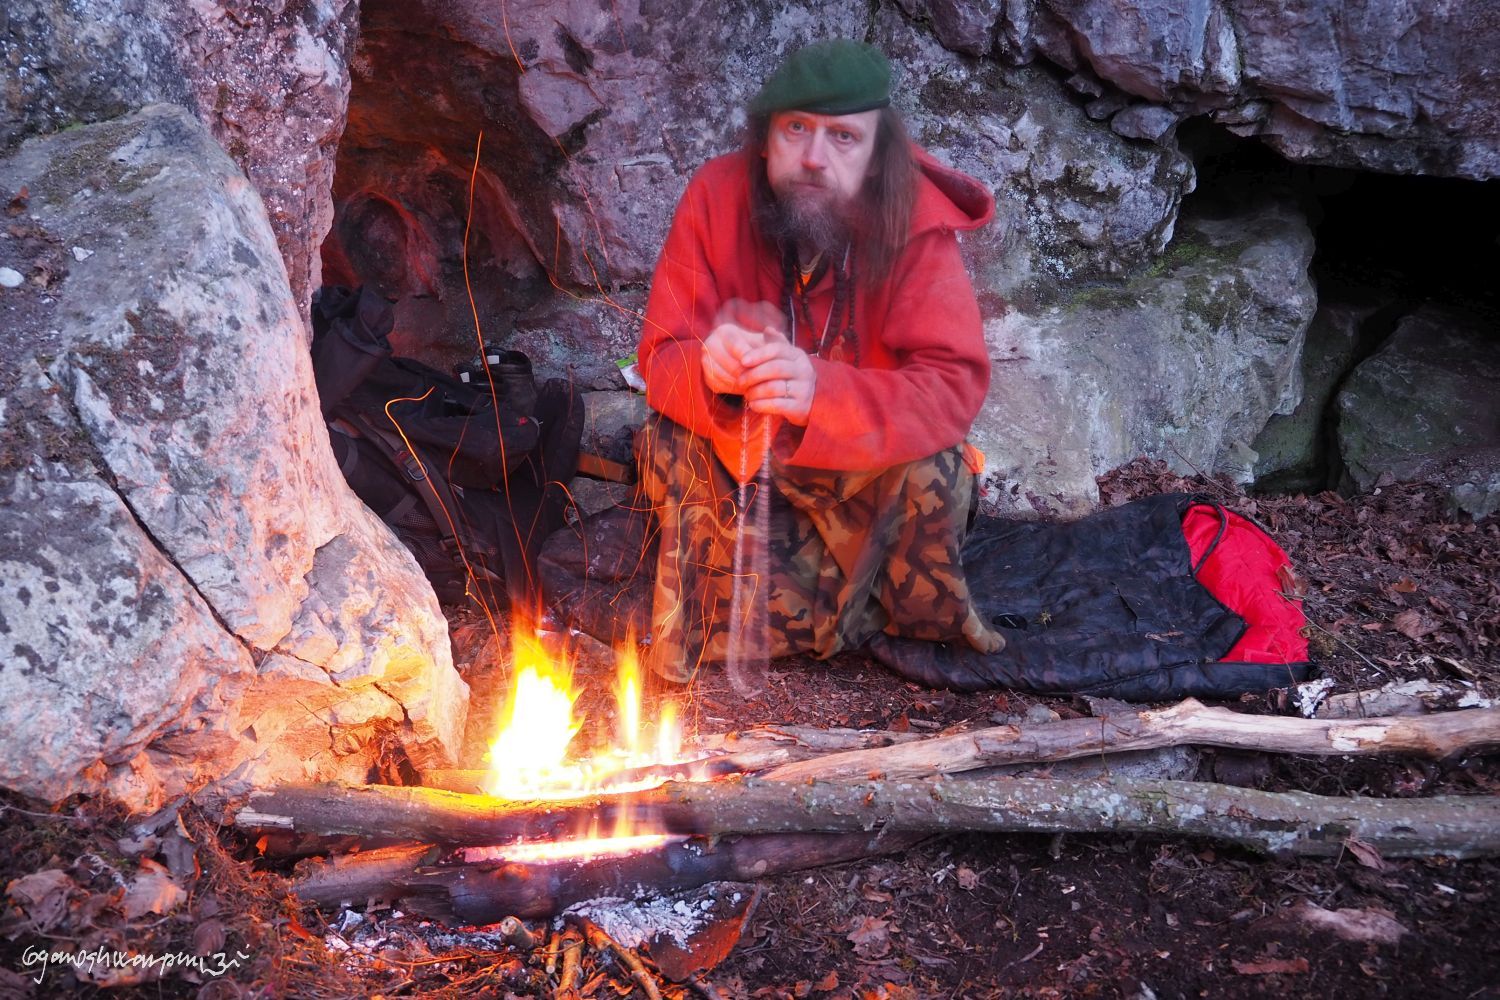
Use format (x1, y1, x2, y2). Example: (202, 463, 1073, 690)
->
(2, 460, 1496, 999)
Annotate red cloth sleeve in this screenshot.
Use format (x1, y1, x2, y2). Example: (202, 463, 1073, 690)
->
(637, 171, 772, 478)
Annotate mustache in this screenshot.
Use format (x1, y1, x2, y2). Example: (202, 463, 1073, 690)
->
(782, 169, 829, 189)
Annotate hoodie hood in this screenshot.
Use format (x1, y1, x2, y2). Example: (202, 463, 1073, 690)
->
(910, 144, 995, 236)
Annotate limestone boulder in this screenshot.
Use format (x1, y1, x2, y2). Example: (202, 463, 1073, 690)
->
(1336, 307, 1500, 515)
(971, 197, 1316, 517)
(2, 0, 358, 312)
(0, 105, 466, 808)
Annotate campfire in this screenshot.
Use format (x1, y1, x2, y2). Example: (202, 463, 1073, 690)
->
(232, 625, 1500, 989)
(470, 625, 696, 865)
(8, 579, 1497, 997)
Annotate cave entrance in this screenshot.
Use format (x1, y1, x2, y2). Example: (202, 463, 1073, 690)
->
(1179, 120, 1500, 498)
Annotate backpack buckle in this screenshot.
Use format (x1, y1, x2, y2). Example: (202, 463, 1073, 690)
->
(396, 450, 427, 482)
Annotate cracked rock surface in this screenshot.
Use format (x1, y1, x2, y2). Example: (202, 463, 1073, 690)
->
(2, 0, 359, 314)
(0, 105, 467, 809)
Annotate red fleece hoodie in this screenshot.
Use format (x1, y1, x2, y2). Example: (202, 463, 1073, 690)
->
(639, 144, 995, 476)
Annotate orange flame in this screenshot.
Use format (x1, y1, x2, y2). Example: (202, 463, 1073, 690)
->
(479, 624, 693, 863)
(482, 632, 583, 800)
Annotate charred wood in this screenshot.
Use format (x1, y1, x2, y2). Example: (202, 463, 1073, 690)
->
(292, 830, 923, 922)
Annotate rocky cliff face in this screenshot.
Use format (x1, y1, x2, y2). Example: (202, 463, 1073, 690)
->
(323, 0, 1498, 515)
(920, 0, 1500, 181)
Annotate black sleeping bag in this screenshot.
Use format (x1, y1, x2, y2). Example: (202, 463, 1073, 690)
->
(867, 493, 1312, 700)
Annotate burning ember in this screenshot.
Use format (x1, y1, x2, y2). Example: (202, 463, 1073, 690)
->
(479, 626, 694, 863)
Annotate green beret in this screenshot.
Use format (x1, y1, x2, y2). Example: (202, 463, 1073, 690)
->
(749, 40, 892, 116)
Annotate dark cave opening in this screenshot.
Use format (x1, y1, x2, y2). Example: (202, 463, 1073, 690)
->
(1182, 117, 1500, 321)
(1179, 119, 1500, 497)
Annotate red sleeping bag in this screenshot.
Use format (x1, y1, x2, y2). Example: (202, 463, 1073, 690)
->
(1182, 503, 1308, 665)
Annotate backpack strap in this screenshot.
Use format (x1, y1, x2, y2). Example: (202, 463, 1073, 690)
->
(339, 409, 501, 579)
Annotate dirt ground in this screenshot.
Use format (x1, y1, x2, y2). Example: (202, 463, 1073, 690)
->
(2, 461, 1497, 999)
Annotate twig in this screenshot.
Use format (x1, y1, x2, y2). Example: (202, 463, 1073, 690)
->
(1302, 616, 1393, 681)
(573, 916, 663, 1000)
(690, 975, 728, 1000)
(1165, 442, 1240, 501)
(1002, 939, 1045, 971)
(556, 926, 583, 998)
(0, 802, 89, 824)
(545, 928, 562, 974)
(499, 915, 541, 950)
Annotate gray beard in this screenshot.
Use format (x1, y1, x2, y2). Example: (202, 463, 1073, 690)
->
(766, 188, 853, 255)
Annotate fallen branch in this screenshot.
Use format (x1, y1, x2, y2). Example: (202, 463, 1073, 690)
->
(1298, 679, 1498, 719)
(691, 725, 929, 753)
(419, 700, 1500, 794)
(755, 700, 1500, 783)
(418, 725, 930, 794)
(418, 745, 800, 796)
(244, 774, 1500, 861)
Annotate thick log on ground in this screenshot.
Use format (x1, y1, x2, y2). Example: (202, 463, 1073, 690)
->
(293, 831, 924, 922)
(757, 700, 1500, 783)
(239, 775, 1500, 859)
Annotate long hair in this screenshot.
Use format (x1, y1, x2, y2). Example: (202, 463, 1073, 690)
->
(746, 106, 918, 285)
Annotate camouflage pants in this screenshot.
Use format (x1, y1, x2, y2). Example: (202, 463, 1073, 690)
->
(636, 414, 1003, 683)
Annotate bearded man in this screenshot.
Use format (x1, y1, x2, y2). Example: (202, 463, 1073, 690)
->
(635, 39, 1004, 684)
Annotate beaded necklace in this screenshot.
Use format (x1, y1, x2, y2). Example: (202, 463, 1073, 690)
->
(780, 242, 859, 366)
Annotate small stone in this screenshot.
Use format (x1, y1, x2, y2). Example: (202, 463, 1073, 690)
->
(1111, 104, 1182, 142)
(0, 266, 22, 287)
(71, 246, 95, 261)
(1023, 703, 1062, 725)
(1065, 73, 1106, 99)
(1450, 476, 1500, 520)
(1084, 94, 1131, 121)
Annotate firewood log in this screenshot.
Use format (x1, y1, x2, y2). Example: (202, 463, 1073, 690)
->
(419, 700, 1500, 793)
(241, 774, 1500, 860)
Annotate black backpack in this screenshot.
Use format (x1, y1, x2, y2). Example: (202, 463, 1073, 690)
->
(310, 286, 583, 611)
